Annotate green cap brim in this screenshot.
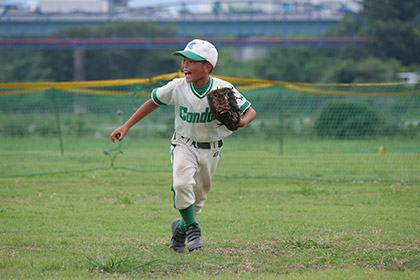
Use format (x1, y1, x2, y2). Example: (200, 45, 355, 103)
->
(172, 50, 207, 61)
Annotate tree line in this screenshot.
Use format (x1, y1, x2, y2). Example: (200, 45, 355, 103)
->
(0, 0, 419, 84)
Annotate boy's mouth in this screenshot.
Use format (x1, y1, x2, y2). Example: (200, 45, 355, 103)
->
(184, 71, 191, 79)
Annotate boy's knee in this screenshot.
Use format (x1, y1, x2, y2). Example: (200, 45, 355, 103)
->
(173, 177, 196, 209)
(173, 177, 194, 193)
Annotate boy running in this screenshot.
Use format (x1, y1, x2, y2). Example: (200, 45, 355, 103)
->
(110, 39, 256, 253)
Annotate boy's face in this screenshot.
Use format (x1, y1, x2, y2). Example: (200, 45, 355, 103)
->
(181, 57, 213, 86)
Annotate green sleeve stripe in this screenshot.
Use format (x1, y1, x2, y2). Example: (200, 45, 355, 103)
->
(152, 88, 166, 106)
(241, 100, 251, 113)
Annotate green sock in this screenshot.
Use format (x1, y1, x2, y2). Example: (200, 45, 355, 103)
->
(176, 218, 186, 230)
(179, 204, 199, 228)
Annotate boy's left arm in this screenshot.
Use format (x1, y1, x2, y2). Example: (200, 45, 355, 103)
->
(239, 106, 256, 128)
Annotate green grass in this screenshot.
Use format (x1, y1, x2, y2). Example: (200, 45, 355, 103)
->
(1, 136, 419, 278)
(1, 136, 419, 182)
(1, 169, 419, 279)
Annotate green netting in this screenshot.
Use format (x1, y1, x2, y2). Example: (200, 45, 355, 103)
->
(1, 75, 419, 182)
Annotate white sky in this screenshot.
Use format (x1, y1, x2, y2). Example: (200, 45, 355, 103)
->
(7, 0, 196, 7)
(6, 0, 357, 8)
(4, 0, 360, 13)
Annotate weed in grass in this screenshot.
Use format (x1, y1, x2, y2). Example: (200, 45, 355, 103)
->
(295, 183, 337, 198)
(86, 249, 157, 274)
(278, 239, 334, 250)
(114, 194, 134, 206)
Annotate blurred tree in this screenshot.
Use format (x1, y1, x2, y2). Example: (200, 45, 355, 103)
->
(40, 22, 179, 82)
(319, 57, 402, 83)
(0, 51, 51, 82)
(361, 0, 420, 65)
(368, 19, 420, 65)
(361, 0, 420, 22)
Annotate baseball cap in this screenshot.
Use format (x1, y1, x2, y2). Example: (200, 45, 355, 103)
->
(173, 39, 218, 68)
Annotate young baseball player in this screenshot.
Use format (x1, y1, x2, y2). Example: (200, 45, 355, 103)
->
(110, 39, 256, 253)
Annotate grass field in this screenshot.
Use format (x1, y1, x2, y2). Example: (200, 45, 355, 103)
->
(1, 137, 420, 279)
(1, 137, 420, 182)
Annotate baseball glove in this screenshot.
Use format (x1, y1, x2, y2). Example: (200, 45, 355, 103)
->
(207, 87, 241, 131)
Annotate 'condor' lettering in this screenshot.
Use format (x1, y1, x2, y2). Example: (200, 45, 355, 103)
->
(180, 106, 215, 123)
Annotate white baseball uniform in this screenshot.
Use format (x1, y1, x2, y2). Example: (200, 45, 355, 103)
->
(151, 76, 251, 214)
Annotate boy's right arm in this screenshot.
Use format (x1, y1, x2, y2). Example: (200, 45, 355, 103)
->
(110, 99, 159, 142)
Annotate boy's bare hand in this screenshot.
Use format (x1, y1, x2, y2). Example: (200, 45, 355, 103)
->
(238, 107, 256, 128)
(110, 126, 129, 143)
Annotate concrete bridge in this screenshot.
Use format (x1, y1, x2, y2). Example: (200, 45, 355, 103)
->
(0, 12, 367, 51)
(0, 1, 366, 47)
(0, 12, 343, 38)
(0, 1, 368, 80)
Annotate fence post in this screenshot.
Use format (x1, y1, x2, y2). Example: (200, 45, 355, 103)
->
(278, 85, 284, 154)
(52, 90, 65, 156)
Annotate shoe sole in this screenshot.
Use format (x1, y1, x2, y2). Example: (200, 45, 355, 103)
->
(187, 244, 203, 251)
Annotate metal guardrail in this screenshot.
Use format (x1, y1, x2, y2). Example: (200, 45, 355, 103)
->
(0, 36, 368, 50)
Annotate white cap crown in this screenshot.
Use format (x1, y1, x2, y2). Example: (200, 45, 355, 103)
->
(173, 39, 218, 68)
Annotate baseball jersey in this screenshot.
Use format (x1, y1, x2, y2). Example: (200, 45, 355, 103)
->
(151, 77, 251, 142)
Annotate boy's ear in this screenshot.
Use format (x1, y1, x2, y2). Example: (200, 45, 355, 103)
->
(206, 62, 213, 73)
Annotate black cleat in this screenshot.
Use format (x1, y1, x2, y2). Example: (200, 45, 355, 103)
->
(186, 223, 203, 251)
(169, 218, 186, 253)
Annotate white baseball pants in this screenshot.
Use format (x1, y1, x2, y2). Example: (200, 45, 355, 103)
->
(170, 135, 222, 215)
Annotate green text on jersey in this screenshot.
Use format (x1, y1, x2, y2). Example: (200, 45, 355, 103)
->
(180, 106, 215, 123)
